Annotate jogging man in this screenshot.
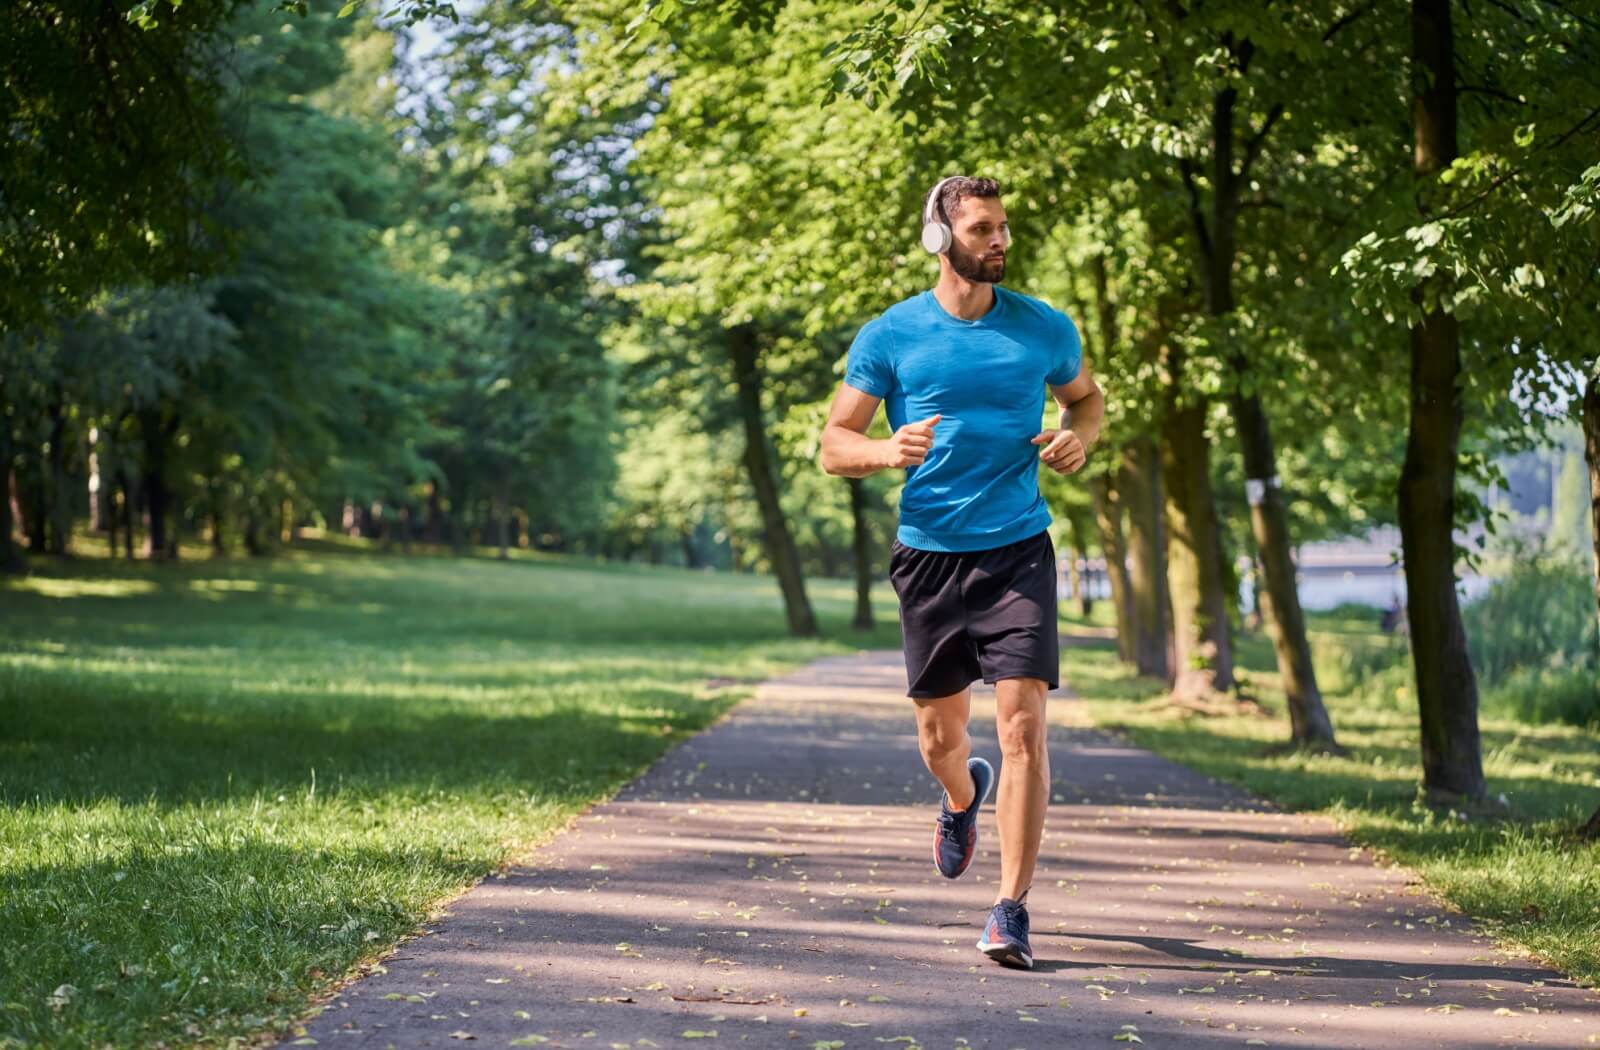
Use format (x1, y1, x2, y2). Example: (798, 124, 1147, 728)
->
(818, 175, 1104, 969)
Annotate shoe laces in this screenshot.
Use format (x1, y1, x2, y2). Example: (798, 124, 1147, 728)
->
(995, 895, 1030, 940)
(936, 803, 963, 839)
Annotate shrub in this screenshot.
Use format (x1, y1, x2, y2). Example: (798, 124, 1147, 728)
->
(1462, 549, 1598, 683)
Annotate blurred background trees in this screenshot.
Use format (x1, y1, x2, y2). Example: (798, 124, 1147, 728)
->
(3, 0, 1597, 803)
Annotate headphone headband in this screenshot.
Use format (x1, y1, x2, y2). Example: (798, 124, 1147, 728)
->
(919, 174, 1010, 256)
(923, 175, 961, 226)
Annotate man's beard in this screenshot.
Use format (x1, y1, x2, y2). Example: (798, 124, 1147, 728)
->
(948, 240, 1005, 283)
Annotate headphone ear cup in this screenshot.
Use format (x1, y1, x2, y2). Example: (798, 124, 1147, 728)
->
(921, 221, 952, 254)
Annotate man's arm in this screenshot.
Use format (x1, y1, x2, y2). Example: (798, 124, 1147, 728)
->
(1032, 362, 1105, 475)
(819, 383, 940, 478)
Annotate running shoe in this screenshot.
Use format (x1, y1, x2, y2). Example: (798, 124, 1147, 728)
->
(976, 892, 1033, 969)
(933, 755, 994, 879)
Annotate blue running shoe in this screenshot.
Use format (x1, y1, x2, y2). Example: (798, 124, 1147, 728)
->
(976, 892, 1033, 969)
(933, 756, 994, 879)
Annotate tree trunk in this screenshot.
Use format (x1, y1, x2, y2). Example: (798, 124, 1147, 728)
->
(0, 385, 20, 573)
(244, 510, 265, 556)
(494, 488, 511, 560)
(119, 468, 135, 560)
(21, 458, 45, 552)
(1088, 474, 1135, 665)
(210, 503, 226, 558)
(1066, 533, 1084, 614)
(1186, 47, 1333, 741)
(107, 474, 120, 560)
(1401, 0, 1485, 802)
(88, 425, 103, 533)
(166, 488, 182, 561)
(139, 411, 170, 562)
(45, 390, 70, 555)
(1234, 391, 1338, 745)
(1121, 436, 1172, 682)
(847, 476, 874, 631)
(1582, 374, 1599, 647)
(1161, 349, 1236, 697)
(729, 324, 818, 637)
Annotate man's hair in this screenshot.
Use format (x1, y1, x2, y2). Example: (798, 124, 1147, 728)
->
(935, 176, 1002, 226)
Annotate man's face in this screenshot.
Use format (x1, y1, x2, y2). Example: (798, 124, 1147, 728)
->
(945, 195, 1008, 283)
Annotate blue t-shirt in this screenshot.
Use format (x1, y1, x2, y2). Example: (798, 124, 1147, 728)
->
(844, 285, 1082, 552)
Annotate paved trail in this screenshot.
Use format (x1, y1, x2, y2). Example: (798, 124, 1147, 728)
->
(281, 651, 1600, 1049)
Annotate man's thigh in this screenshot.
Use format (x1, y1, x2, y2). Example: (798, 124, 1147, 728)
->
(891, 540, 982, 698)
(966, 531, 1060, 691)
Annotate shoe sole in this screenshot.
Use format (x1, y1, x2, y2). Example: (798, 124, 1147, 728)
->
(975, 937, 1034, 969)
(933, 756, 995, 879)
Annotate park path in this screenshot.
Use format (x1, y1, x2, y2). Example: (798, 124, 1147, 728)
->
(280, 651, 1600, 1049)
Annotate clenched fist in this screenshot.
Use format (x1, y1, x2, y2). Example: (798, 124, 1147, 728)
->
(1031, 428, 1087, 475)
(884, 413, 941, 469)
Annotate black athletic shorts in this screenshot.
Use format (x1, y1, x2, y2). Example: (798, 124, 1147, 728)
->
(887, 528, 1059, 699)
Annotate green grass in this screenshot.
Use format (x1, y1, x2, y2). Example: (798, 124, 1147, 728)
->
(1062, 609, 1600, 988)
(7, 542, 1599, 1047)
(0, 541, 902, 1049)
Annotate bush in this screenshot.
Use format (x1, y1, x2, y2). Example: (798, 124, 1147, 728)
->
(1482, 666, 1600, 730)
(1462, 549, 1598, 683)
(1312, 630, 1411, 698)
(1308, 551, 1600, 730)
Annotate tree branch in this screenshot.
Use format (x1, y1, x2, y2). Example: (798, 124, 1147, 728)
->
(1457, 83, 1526, 105)
(1434, 103, 1600, 221)
(1526, 0, 1600, 33)
(1322, 0, 1378, 42)
(1179, 157, 1214, 261)
(1237, 102, 1284, 184)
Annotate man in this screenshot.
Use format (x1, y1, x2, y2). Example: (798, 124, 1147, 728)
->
(818, 175, 1104, 970)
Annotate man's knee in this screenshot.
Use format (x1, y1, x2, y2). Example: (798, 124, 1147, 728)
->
(995, 680, 1048, 761)
(914, 694, 969, 760)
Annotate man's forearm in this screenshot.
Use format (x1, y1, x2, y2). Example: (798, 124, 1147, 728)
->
(821, 425, 889, 478)
(1060, 388, 1105, 451)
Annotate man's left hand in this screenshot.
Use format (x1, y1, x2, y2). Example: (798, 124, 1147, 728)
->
(1030, 428, 1087, 475)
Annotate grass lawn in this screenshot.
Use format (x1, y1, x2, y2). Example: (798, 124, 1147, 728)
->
(1059, 607, 1600, 989)
(5, 544, 1597, 1048)
(0, 540, 902, 1049)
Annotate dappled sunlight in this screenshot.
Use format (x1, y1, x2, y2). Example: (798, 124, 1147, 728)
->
(5, 576, 159, 599)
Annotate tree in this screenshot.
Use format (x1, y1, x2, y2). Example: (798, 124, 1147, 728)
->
(1334, 0, 1600, 803)
(1, 1, 242, 333)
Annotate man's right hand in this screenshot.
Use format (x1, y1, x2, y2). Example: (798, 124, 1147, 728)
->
(883, 413, 941, 468)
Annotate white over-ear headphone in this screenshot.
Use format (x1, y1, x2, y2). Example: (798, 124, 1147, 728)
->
(919, 175, 1012, 255)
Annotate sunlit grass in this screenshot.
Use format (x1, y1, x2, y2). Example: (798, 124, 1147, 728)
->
(1064, 618, 1600, 988)
(0, 546, 903, 1049)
